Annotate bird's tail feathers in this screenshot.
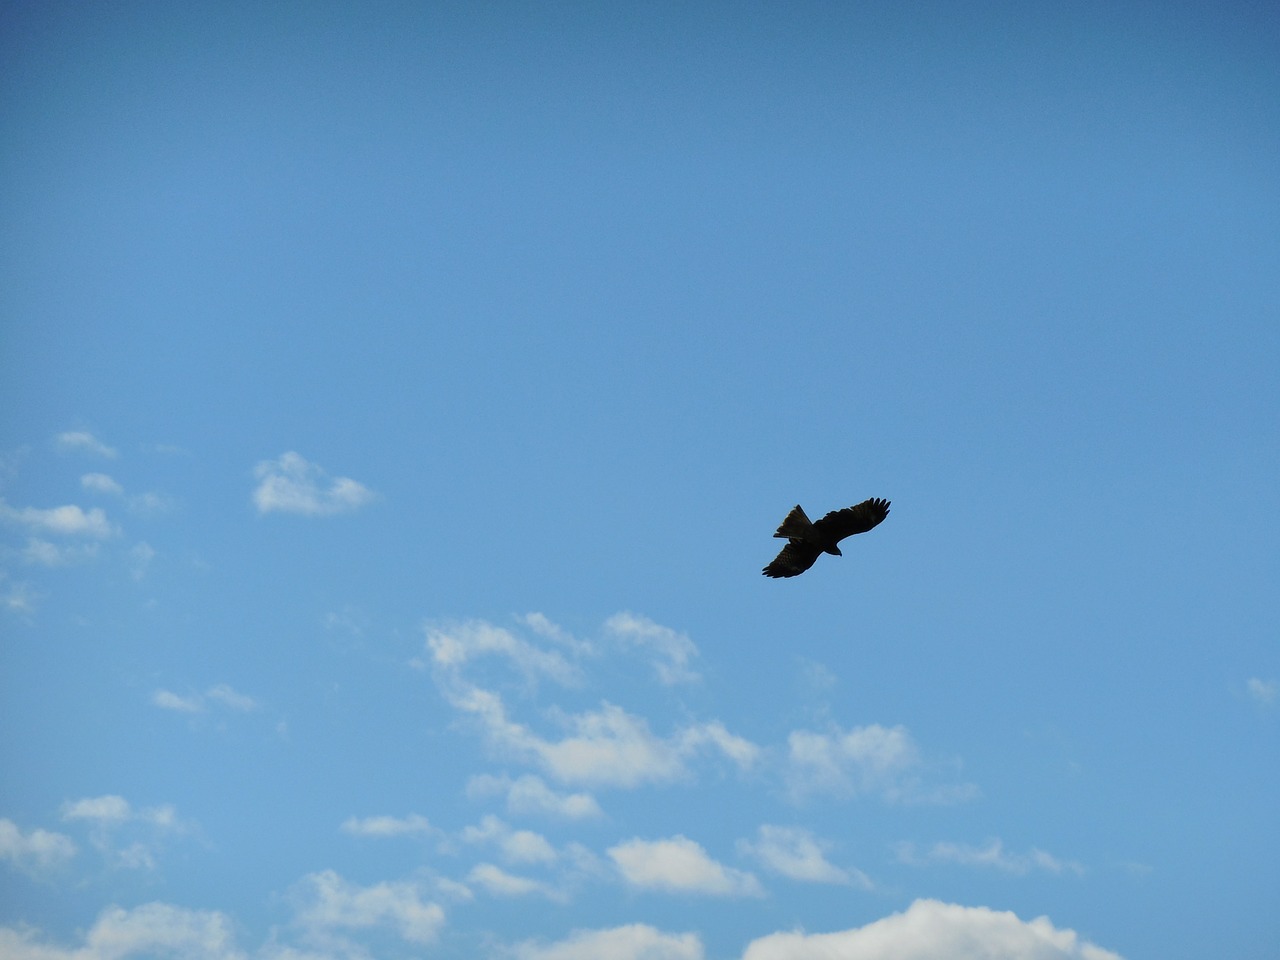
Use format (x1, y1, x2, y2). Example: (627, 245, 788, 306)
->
(773, 505, 813, 539)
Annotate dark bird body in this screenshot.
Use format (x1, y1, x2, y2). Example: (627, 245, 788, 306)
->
(762, 498, 890, 578)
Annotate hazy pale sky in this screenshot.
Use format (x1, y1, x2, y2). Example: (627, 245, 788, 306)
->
(2, 3, 1277, 959)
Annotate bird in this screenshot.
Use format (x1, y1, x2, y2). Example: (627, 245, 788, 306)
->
(762, 497, 890, 578)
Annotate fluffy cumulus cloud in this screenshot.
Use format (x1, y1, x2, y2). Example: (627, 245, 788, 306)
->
(292, 869, 445, 946)
(80, 472, 124, 495)
(466, 862, 564, 901)
(513, 924, 704, 960)
(895, 839, 1084, 876)
(740, 899, 1124, 960)
(60, 795, 187, 871)
(608, 835, 764, 897)
(738, 825, 868, 887)
(0, 902, 243, 960)
(785, 724, 976, 804)
(0, 818, 77, 875)
(604, 611, 701, 685)
(251, 452, 376, 517)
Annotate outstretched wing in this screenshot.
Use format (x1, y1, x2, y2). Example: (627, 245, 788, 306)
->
(812, 497, 890, 545)
(762, 540, 822, 578)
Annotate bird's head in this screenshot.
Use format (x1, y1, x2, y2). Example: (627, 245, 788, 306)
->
(824, 545, 843, 557)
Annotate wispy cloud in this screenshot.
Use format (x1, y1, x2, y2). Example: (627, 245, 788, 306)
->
(341, 814, 435, 839)
(785, 723, 977, 804)
(0, 500, 117, 538)
(290, 869, 445, 946)
(741, 898, 1122, 960)
(425, 620, 581, 686)
(513, 924, 704, 960)
(604, 612, 700, 685)
(55, 431, 117, 459)
(608, 836, 763, 897)
(1246, 677, 1278, 705)
(0, 902, 239, 960)
(21, 538, 99, 566)
(0, 818, 77, 876)
(466, 862, 565, 901)
(462, 815, 558, 865)
(738, 825, 870, 887)
(80, 472, 124, 495)
(60, 795, 189, 871)
(894, 838, 1085, 876)
(152, 684, 259, 715)
(466, 774, 603, 820)
(252, 452, 376, 516)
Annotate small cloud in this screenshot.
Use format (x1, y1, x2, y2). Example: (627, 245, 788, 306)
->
(56, 431, 117, 458)
(252, 451, 376, 517)
(2, 575, 40, 616)
(0, 500, 117, 538)
(740, 898, 1122, 960)
(341, 814, 434, 839)
(513, 924, 704, 960)
(604, 611, 700, 685)
(0, 818, 78, 876)
(22, 537, 99, 566)
(60, 795, 187, 871)
(61, 794, 133, 823)
(291, 869, 445, 946)
(151, 684, 258, 715)
(205, 684, 258, 712)
(1246, 677, 1278, 705)
(425, 620, 581, 686)
(0, 903, 241, 959)
(520, 612, 595, 656)
(785, 723, 977, 804)
(152, 689, 205, 713)
(81, 472, 124, 496)
(608, 835, 763, 898)
(467, 774, 603, 820)
(128, 542, 156, 580)
(738, 825, 870, 887)
(461, 815, 558, 865)
(894, 838, 1084, 876)
(466, 863, 564, 901)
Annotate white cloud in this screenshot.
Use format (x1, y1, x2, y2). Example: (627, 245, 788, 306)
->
(1246, 677, 1278, 704)
(608, 836, 764, 897)
(0, 501, 117, 538)
(513, 924, 704, 960)
(293, 869, 445, 945)
(56, 431, 117, 459)
(128, 541, 156, 580)
(0, 902, 243, 960)
(444, 677, 757, 789)
(466, 862, 564, 900)
(741, 898, 1123, 960)
(153, 689, 205, 713)
(252, 452, 376, 517)
(894, 839, 1084, 876)
(467, 774, 603, 820)
(60, 795, 187, 870)
(152, 684, 258, 715)
(462, 815, 558, 865)
(426, 620, 581, 686)
(605, 611, 700, 685)
(738, 825, 868, 887)
(341, 814, 434, 838)
(0, 818, 77, 875)
(785, 723, 976, 804)
(520, 612, 596, 656)
(81, 473, 124, 495)
(21, 538, 99, 566)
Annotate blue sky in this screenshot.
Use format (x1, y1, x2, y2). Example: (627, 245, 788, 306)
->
(2, 2, 1277, 958)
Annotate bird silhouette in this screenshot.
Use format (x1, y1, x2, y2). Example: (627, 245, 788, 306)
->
(762, 497, 890, 578)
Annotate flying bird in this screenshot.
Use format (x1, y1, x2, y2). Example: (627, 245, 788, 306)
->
(762, 497, 890, 578)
